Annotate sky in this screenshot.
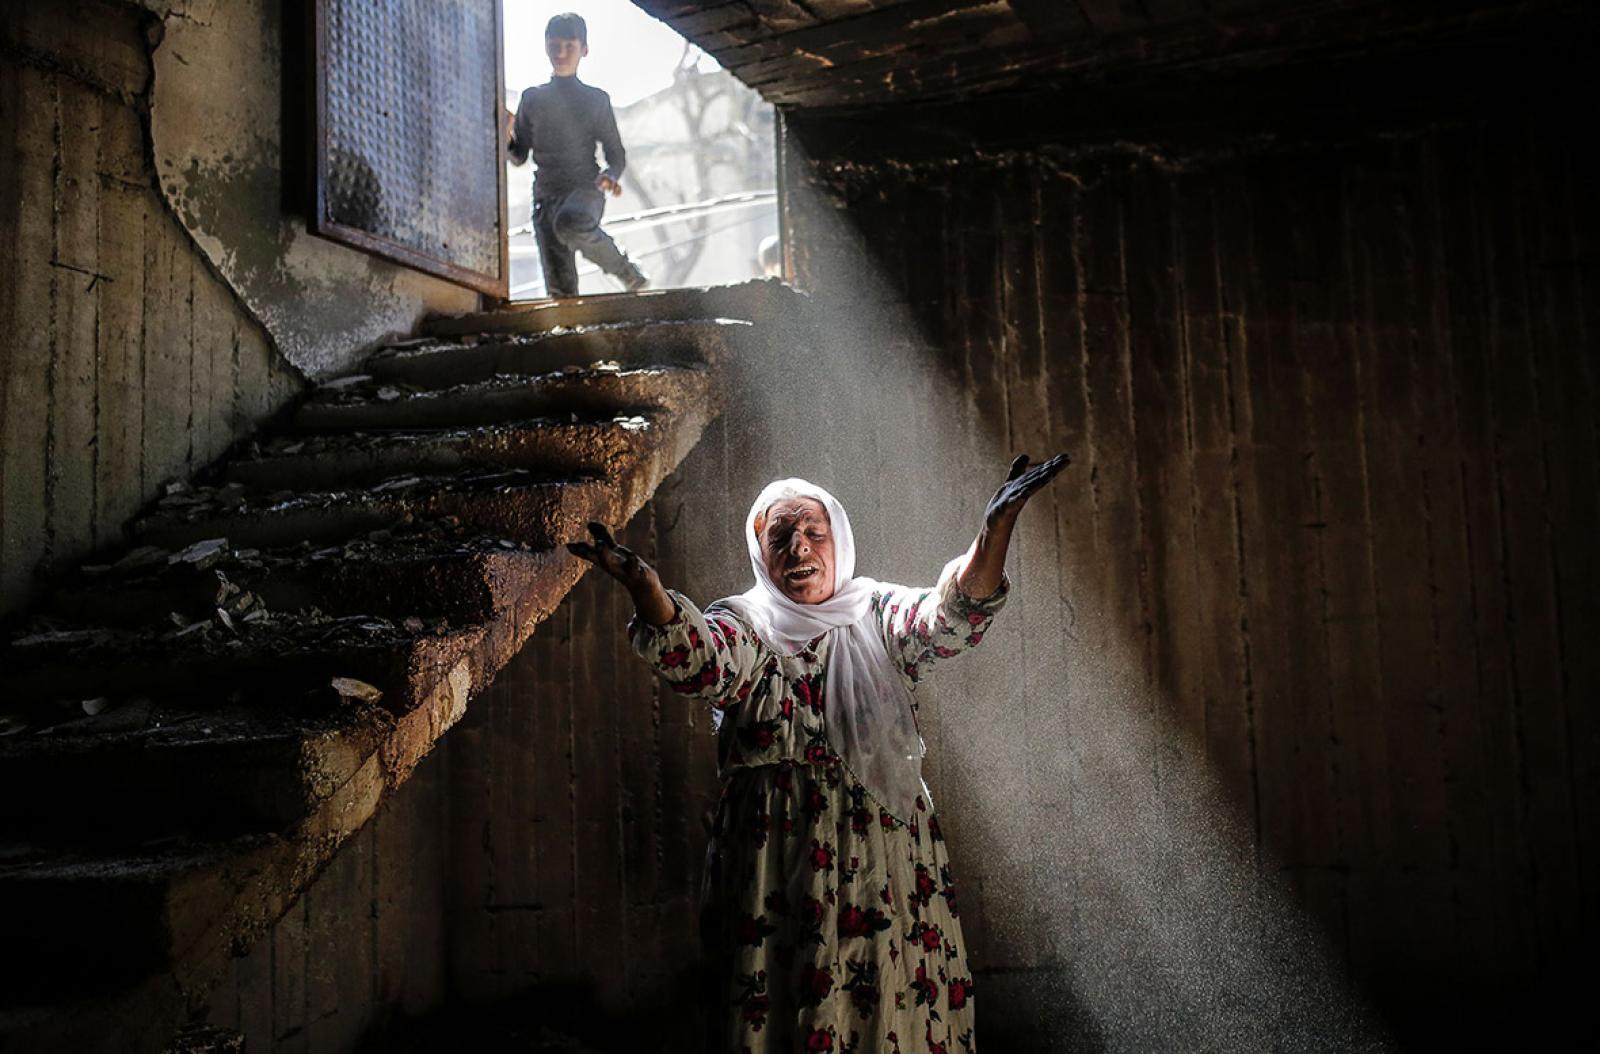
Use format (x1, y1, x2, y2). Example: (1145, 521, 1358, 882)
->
(503, 0, 721, 107)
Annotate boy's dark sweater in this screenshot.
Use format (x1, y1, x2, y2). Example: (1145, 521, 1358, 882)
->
(508, 75, 626, 201)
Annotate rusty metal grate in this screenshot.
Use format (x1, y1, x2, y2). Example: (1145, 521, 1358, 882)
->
(313, 0, 507, 295)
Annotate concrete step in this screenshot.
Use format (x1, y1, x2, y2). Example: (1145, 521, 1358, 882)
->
(363, 318, 744, 389)
(0, 836, 274, 1007)
(131, 470, 608, 552)
(295, 362, 713, 431)
(230, 414, 662, 492)
(2, 609, 486, 721)
(0, 703, 388, 845)
(46, 526, 561, 629)
(423, 277, 793, 336)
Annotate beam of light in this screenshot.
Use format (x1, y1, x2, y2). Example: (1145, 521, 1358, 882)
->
(698, 134, 1396, 1051)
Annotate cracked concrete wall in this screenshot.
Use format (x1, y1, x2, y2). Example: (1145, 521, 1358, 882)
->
(148, 0, 479, 379)
(0, 0, 303, 617)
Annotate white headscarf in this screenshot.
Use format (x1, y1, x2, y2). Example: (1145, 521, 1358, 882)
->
(717, 479, 927, 822)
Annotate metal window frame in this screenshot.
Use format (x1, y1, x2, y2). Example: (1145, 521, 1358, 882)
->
(308, 0, 510, 298)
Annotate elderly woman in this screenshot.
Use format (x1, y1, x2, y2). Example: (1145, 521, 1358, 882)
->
(569, 454, 1067, 1052)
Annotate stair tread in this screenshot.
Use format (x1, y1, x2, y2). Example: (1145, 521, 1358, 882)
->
(131, 468, 609, 551)
(229, 414, 659, 491)
(45, 524, 568, 628)
(422, 278, 788, 336)
(364, 322, 737, 387)
(2, 606, 487, 714)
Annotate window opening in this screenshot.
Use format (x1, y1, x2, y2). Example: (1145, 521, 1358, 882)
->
(503, 1, 778, 300)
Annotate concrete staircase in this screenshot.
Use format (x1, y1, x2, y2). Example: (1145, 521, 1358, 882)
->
(0, 282, 790, 1054)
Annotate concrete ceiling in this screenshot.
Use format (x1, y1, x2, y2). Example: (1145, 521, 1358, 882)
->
(631, 1, 1589, 111)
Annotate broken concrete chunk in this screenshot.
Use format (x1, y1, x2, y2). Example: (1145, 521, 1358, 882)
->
(331, 677, 383, 704)
(215, 608, 236, 633)
(170, 538, 229, 570)
(375, 386, 403, 402)
(164, 480, 193, 497)
(320, 373, 372, 391)
(161, 621, 210, 642)
(66, 697, 151, 734)
(113, 545, 170, 575)
(12, 628, 110, 648)
(81, 696, 111, 716)
(279, 442, 305, 456)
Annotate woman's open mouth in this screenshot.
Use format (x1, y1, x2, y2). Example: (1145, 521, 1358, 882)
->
(785, 566, 820, 582)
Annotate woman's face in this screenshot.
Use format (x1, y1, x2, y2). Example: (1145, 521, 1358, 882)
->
(758, 497, 836, 605)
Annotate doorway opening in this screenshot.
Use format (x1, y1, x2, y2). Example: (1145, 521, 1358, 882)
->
(502, 1, 779, 301)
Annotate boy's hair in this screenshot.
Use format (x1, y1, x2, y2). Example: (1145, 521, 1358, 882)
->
(545, 13, 587, 45)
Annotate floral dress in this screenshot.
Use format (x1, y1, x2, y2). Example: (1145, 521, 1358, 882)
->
(630, 560, 1007, 1054)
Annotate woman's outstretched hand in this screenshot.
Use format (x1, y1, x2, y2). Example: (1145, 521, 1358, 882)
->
(961, 453, 1071, 599)
(567, 521, 677, 626)
(985, 453, 1070, 529)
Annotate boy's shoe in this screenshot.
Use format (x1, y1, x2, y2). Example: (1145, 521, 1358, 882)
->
(619, 261, 650, 292)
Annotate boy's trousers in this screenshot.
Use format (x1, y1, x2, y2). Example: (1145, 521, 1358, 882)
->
(533, 185, 632, 296)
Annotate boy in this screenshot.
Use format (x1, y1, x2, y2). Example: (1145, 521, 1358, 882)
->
(508, 12, 648, 296)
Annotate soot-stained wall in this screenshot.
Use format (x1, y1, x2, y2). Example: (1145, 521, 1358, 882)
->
(148, 0, 480, 378)
(0, 0, 302, 616)
(763, 69, 1599, 1049)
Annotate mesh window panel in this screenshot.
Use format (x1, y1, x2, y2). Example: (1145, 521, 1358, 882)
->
(315, 0, 506, 293)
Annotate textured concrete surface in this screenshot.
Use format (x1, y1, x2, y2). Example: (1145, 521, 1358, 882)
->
(148, 0, 480, 378)
(0, 0, 303, 618)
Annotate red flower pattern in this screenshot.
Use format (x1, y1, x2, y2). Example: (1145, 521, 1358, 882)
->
(809, 839, 834, 872)
(799, 962, 835, 1006)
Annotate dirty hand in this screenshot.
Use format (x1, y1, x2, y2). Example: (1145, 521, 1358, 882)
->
(984, 453, 1070, 529)
(960, 453, 1070, 599)
(596, 174, 622, 197)
(567, 522, 675, 625)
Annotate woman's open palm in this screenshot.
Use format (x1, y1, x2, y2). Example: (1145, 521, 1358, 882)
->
(567, 521, 660, 593)
(985, 453, 1070, 528)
